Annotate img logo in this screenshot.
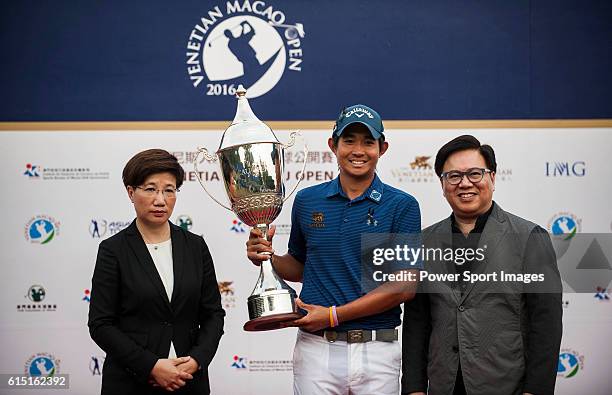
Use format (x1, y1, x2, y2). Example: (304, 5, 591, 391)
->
(186, 0, 305, 98)
(548, 212, 581, 240)
(557, 349, 584, 378)
(24, 163, 40, 178)
(176, 215, 193, 231)
(25, 353, 60, 377)
(25, 216, 59, 244)
(546, 161, 586, 177)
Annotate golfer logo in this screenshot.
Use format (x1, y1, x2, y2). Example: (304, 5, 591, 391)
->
(27, 285, 46, 302)
(90, 355, 104, 376)
(90, 219, 107, 238)
(557, 349, 584, 378)
(176, 215, 193, 231)
(548, 212, 581, 240)
(186, 2, 305, 98)
(25, 353, 60, 377)
(25, 215, 60, 244)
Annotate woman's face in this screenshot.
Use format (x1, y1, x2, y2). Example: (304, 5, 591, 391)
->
(127, 172, 177, 228)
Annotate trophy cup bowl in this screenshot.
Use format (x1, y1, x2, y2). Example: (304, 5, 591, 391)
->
(194, 85, 306, 331)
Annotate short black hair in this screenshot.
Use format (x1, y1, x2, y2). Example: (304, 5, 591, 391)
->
(434, 135, 497, 177)
(122, 149, 185, 189)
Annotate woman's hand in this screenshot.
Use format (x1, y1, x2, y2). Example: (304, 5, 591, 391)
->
(176, 356, 199, 375)
(150, 357, 193, 391)
(246, 226, 275, 266)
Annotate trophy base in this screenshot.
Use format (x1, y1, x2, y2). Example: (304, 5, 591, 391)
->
(243, 312, 303, 331)
(245, 289, 301, 331)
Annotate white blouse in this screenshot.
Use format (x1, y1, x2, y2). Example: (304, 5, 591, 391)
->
(146, 239, 177, 359)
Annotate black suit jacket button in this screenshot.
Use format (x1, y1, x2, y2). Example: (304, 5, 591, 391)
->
(458, 305, 465, 312)
(452, 345, 459, 353)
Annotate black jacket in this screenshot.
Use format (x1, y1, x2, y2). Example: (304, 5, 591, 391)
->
(402, 203, 562, 395)
(88, 221, 225, 395)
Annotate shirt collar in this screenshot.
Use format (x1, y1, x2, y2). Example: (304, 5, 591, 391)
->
(326, 174, 385, 204)
(325, 177, 343, 198)
(450, 201, 496, 234)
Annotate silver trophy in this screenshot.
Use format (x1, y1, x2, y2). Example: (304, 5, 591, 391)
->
(194, 85, 307, 331)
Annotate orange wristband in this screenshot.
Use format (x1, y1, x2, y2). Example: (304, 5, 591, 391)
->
(329, 307, 334, 327)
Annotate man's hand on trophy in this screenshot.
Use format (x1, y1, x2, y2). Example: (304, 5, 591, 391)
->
(282, 298, 330, 332)
(246, 225, 276, 266)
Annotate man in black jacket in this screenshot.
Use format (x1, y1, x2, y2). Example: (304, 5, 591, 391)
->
(402, 135, 562, 395)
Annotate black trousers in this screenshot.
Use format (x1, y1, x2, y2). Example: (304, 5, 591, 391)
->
(453, 363, 467, 395)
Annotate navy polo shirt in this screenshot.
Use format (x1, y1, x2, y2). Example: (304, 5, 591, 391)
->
(288, 174, 421, 330)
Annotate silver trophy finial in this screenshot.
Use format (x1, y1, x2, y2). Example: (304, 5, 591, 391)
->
(236, 84, 247, 97)
(230, 84, 258, 125)
(219, 86, 279, 151)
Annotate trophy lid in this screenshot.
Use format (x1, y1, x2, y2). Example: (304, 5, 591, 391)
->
(218, 85, 280, 151)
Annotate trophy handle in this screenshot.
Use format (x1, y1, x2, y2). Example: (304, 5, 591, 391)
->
(194, 147, 233, 211)
(282, 131, 308, 203)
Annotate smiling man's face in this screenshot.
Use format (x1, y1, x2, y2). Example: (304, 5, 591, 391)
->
(441, 149, 495, 221)
(329, 123, 388, 181)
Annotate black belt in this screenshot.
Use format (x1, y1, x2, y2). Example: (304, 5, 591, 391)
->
(305, 328, 398, 343)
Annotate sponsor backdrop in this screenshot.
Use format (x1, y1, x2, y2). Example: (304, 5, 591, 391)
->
(2, 0, 611, 393)
(1, 128, 611, 394)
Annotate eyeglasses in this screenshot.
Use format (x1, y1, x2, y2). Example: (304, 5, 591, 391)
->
(135, 186, 179, 198)
(440, 168, 492, 185)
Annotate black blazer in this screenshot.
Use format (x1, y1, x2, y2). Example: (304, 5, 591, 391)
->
(401, 204, 562, 395)
(88, 221, 225, 395)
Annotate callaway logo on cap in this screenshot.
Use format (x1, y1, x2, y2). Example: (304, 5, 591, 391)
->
(333, 104, 384, 140)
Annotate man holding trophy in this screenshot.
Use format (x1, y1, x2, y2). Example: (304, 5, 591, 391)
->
(246, 104, 421, 394)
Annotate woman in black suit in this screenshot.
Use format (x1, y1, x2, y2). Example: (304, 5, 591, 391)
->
(88, 149, 225, 394)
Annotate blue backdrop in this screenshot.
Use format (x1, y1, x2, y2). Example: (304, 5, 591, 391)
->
(1, 0, 611, 121)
